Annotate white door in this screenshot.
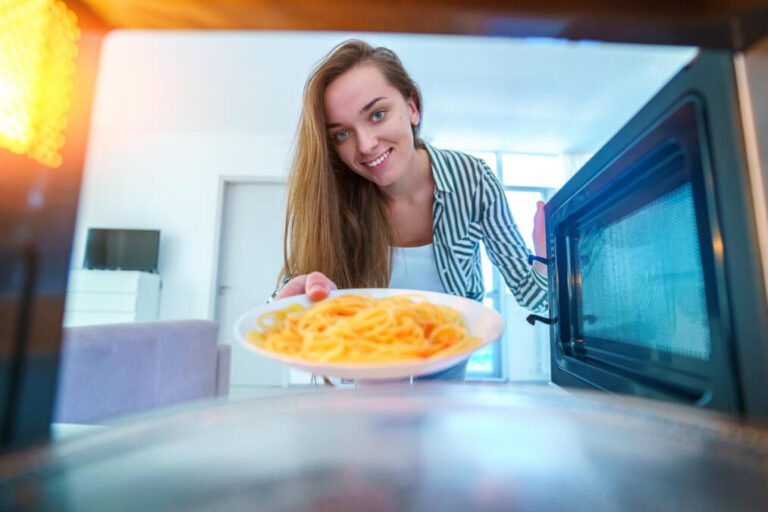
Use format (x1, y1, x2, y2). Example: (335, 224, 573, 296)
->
(215, 180, 288, 386)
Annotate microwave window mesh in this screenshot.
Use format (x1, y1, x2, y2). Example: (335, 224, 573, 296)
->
(576, 183, 711, 360)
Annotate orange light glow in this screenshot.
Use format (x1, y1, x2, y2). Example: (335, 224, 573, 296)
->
(712, 234, 724, 259)
(0, 0, 80, 167)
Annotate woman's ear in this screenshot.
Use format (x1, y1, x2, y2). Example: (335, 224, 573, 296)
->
(408, 93, 420, 126)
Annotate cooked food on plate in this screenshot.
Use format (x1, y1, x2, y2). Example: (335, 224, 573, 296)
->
(247, 293, 483, 363)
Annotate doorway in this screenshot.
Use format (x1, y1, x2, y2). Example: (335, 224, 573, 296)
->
(213, 178, 288, 387)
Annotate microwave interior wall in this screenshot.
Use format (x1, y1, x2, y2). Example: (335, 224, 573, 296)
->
(547, 48, 768, 417)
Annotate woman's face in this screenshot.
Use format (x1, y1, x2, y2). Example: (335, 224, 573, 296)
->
(323, 64, 420, 189)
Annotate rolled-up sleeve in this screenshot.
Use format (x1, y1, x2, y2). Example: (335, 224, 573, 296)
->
(268, 273, 291, 303)
(479, 164, 548, 313)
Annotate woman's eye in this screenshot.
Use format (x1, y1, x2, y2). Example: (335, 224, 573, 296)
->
(371, 110, 385, 122)
(334, 130, 349, 142)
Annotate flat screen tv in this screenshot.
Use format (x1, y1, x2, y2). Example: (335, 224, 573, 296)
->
(83, 228, 160, 273)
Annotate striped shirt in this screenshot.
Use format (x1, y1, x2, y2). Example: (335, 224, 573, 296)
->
(272, 143, 549, 313)
(425, 143, 548, 312)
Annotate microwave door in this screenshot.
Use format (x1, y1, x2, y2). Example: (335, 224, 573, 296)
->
(545, 49, 768, 416)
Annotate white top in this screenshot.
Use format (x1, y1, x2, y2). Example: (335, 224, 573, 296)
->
(389, 244, 447, 293)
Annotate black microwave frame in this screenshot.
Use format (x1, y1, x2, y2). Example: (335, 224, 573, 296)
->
(546, 50, 768, 415)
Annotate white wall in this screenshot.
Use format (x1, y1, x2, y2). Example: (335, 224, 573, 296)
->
(71, 30, 695, 322)
(73, 31, 352, 320)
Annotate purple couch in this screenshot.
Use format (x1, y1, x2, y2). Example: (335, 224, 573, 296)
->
(54, 320, 231, 424)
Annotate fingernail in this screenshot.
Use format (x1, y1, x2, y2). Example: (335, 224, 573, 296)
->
(308, 284, 325, 296)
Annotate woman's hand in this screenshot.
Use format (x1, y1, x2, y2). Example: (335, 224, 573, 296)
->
(275, 272, 338, 301)
(533, 200, 548, 276)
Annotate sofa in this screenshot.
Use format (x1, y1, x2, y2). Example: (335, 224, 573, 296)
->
(54, 319, 231, 424)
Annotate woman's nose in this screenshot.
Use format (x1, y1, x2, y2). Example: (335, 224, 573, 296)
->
(356, 128, 377, 155)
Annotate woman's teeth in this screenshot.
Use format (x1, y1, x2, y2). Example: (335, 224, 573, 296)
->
(365, 150, 390, 167)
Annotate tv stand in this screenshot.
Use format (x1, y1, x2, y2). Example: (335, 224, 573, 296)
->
(64, 269, 161, 326)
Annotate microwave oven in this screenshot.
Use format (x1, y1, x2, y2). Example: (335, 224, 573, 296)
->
(540, 44, 768, 416)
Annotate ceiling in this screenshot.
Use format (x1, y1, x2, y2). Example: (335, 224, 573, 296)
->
(60, 0, 761, 156)
(89, 30, 697, 155)
(396, 35, 697, 154)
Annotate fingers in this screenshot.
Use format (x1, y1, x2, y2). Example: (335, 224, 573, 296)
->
(274, 275, 309, 300)
(532, 201, 547, 259)
(275, 272, 338, 301)
(305, 271, 337, 301)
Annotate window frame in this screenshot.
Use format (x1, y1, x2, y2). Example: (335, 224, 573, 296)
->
(465, 150, 558, 381)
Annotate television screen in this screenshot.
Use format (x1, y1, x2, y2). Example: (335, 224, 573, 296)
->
(84, 229, 160, 273)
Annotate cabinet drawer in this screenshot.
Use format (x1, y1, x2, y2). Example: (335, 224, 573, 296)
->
(65, 292, 138, 312)
(67, 270, 142, 292)
(63, 311, 137, 327)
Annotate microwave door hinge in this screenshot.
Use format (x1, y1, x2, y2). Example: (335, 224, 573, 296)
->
(526, 314, 557, 326)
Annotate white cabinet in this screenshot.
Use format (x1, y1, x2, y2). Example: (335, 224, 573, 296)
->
(63, 270, 161, 326)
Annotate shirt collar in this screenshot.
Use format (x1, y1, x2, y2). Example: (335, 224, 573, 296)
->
(425, 142, 456, 195)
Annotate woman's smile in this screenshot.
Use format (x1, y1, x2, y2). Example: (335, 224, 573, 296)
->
(362, 148, 392, 170)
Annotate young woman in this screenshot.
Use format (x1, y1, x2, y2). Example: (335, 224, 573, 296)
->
(273, 40, 549, 379)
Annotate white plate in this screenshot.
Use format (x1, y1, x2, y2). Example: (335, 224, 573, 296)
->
(234, 288, 504, 380)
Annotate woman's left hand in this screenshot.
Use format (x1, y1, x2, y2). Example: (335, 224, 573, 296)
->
(533, 200, 547, 275)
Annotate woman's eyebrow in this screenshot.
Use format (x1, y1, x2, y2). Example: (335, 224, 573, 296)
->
(327, 97, 387, 128)
(359, 96, 385, 114)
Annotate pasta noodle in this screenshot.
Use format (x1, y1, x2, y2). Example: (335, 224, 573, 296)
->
(247, 293, 483, 363)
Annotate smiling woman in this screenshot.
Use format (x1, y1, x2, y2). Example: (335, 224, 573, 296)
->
(273, 39, 550, 381)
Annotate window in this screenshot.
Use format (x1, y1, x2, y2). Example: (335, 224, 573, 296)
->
(459, 150, 569, 381)
(501, 153, 565, 188)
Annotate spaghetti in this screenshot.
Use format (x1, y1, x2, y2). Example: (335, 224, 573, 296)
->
(247, 293, 483, 363)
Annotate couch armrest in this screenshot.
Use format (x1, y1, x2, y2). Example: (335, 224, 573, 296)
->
(216, 343, 231, 397)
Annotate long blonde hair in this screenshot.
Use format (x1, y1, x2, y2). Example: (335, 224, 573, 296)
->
(280, 40, 425, 289)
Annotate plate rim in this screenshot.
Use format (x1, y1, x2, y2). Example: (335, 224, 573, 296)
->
(233, 288, 504, 379)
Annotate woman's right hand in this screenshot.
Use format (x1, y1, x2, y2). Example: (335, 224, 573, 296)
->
(274, 272, 338, 301)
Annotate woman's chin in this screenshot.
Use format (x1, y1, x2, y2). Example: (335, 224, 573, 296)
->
(370, 172, 397, 189)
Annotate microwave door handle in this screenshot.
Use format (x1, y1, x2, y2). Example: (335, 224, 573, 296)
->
(526, 254, 554, 327)
(528, 254, 550, 266)
(526, 314, 557, 326)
